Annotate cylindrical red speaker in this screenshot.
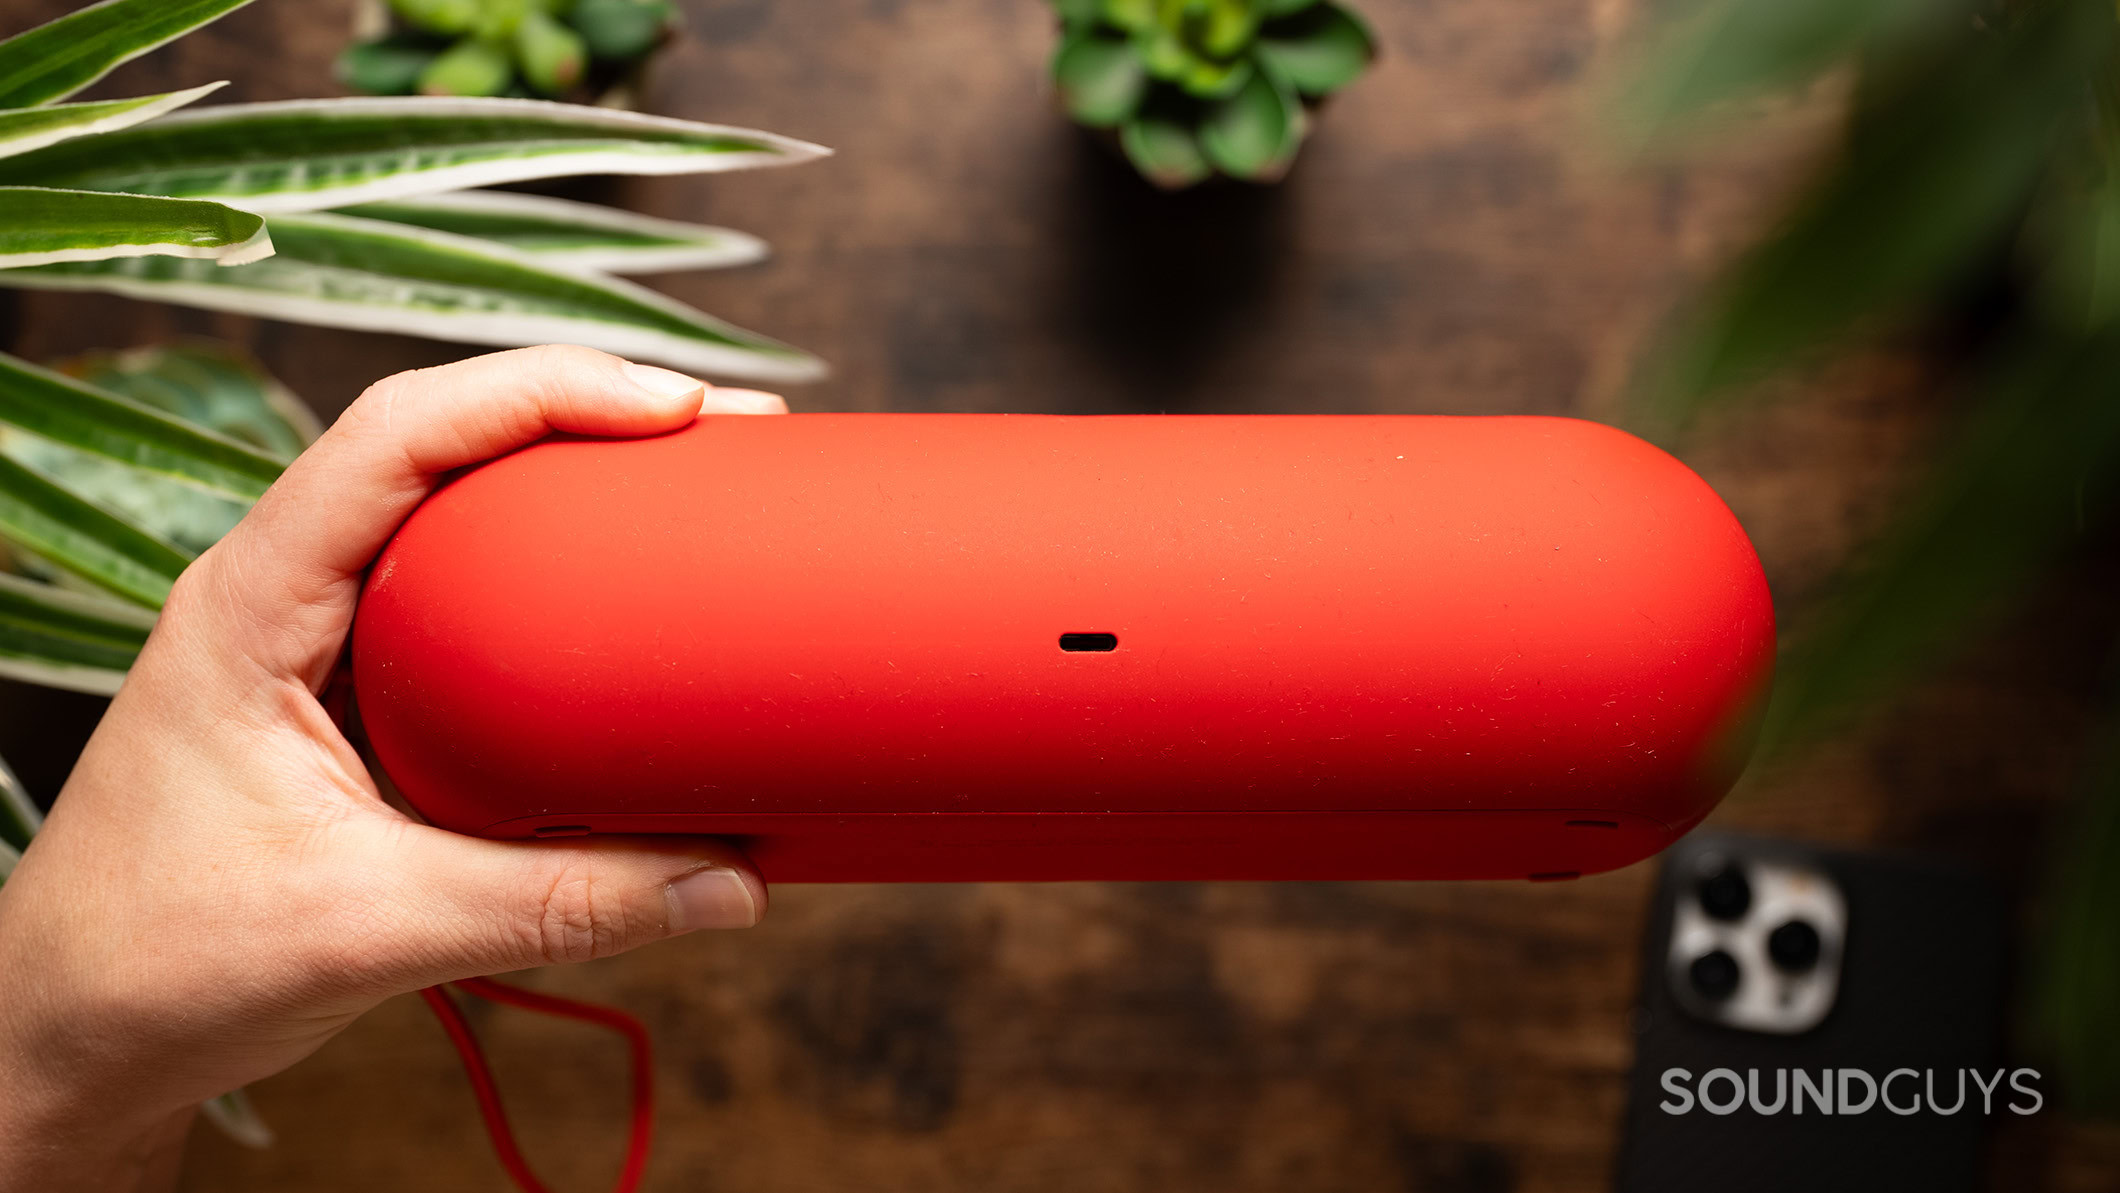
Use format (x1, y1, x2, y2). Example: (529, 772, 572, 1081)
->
(352, 414, 1773, 882)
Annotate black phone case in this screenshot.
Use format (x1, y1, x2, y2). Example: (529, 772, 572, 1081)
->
(1615, 832, 2010, 1193)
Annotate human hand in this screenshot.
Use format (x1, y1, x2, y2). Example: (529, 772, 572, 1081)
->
(0, 347, 781, 1192)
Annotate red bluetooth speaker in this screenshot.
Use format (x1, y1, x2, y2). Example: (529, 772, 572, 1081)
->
(351, 414, 1773, 883)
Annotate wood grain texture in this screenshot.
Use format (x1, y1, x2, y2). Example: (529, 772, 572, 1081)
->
(0, 0, 2114, 1190)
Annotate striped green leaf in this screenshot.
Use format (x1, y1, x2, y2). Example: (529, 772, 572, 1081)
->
(339, 191, 768, 274)
(0, 745, 40, 853)
(0, 351, 284, 499)
(0, 97, 830, 213)
(0, 0, 257, 108)
(0, 570, 151, 698)
(0, 81, 224, 163)
(0, 186, 271, 269)
(0, 451, 190, 608)
(0, 211, 825, 382)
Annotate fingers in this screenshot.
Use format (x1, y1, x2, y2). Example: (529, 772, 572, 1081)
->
(174, 346, 784, 688)
(322, 822, 766, 996)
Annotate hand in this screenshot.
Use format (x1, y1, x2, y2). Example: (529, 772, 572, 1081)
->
(0, 347, 782, 1193)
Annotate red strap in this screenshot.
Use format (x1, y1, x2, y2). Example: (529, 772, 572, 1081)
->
(420, 978, 656, 1193)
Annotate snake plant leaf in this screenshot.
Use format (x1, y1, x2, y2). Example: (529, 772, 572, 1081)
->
(1121, 113, 1212, 189)
(0, 187, 271, 270)
(2033, 702, 2120, 1114)
(0, 97, 831, 214)
(0, 81, 225, 163)
(1762, 332, 2120, 754)
(0, 745, 40, 852)
(1053, 32, 1148, 128)
(0, 0, 257, 108)
(338, 190, 767, 274)
(0, 451, 190, 608)
(12, 343, 311, 557)
(1199, 69, 1302, 182)
(1613, 0, 1942, 143)
(0, 570, 152, 698)
(1639, 0, 2111, 420)
(0, 351, 284, 500)
(0, 212, 825, 383)
(1257, 2, 1376, 98)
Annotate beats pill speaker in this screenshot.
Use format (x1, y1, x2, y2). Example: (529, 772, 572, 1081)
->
(352, 415, 1773, 883)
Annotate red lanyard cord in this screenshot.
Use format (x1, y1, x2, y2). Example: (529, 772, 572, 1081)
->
(419, 977, 657, 1193)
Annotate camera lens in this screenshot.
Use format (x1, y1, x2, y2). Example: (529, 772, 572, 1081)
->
(1768, 920, 1823, 972)
(1694, 856, 1752, 922)
(1688, 949, 1741, 1001)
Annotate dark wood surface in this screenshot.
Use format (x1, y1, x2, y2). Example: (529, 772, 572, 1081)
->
(2, 1, 2117, 1190)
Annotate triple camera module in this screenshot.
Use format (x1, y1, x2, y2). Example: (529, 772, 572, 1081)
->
(1667, 851, 1846, 1034)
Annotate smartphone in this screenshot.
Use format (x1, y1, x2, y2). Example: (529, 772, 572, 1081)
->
(1615, 831, 2019, 1193)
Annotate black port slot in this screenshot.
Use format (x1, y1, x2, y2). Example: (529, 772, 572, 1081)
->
(1059, 632, 1118, 652)
(1565, 819, 1620, 830)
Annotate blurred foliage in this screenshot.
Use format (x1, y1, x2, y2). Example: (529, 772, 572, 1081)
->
(0, 341, 312, 572)
(1622, 0, 2120, 1114)
(338, 0, 678, 99)
(1047, 0, 1376, 188)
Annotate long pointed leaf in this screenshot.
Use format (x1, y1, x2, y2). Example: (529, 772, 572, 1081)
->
(0, 0, 258, 108)
(1763, 333, 2120, 751)
(0, 452, 189, 608)
(1612, 0, 1944, 142)
(0, 81, 224, 163)
(0, 351, 284, 499)
(2033, 695, 2120, 1113)
(1642, 0, 2113, 419)
(0, 570, 149, 698)
(0, 97, 830, 213)
(0, 745, 40, 852)
(0, 186, 271, 269)
(0, 212, 825, 383)
(0, 837, 17, 884)
(339, 191, 768, 274)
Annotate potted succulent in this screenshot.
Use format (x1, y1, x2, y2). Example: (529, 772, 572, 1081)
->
(339, 0, 679, 104)
(1047, 0, 1377, 188)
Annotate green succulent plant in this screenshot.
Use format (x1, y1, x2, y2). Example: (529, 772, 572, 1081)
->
(339, 0, 678, 99)
(1048, 0, 1376, 188)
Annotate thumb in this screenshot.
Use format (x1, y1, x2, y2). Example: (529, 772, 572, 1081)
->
(339, 822, 766, 992)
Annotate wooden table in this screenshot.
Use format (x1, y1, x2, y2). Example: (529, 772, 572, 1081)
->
(2, 1, 2115, 1189)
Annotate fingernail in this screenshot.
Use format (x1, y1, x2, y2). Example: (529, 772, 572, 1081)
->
(705, 387, 788, 414)
(666, 866, 759, 931)
(620, 361, 707, 402)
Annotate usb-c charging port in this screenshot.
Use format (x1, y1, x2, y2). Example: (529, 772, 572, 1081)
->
(1059, 632, 1118, 652)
